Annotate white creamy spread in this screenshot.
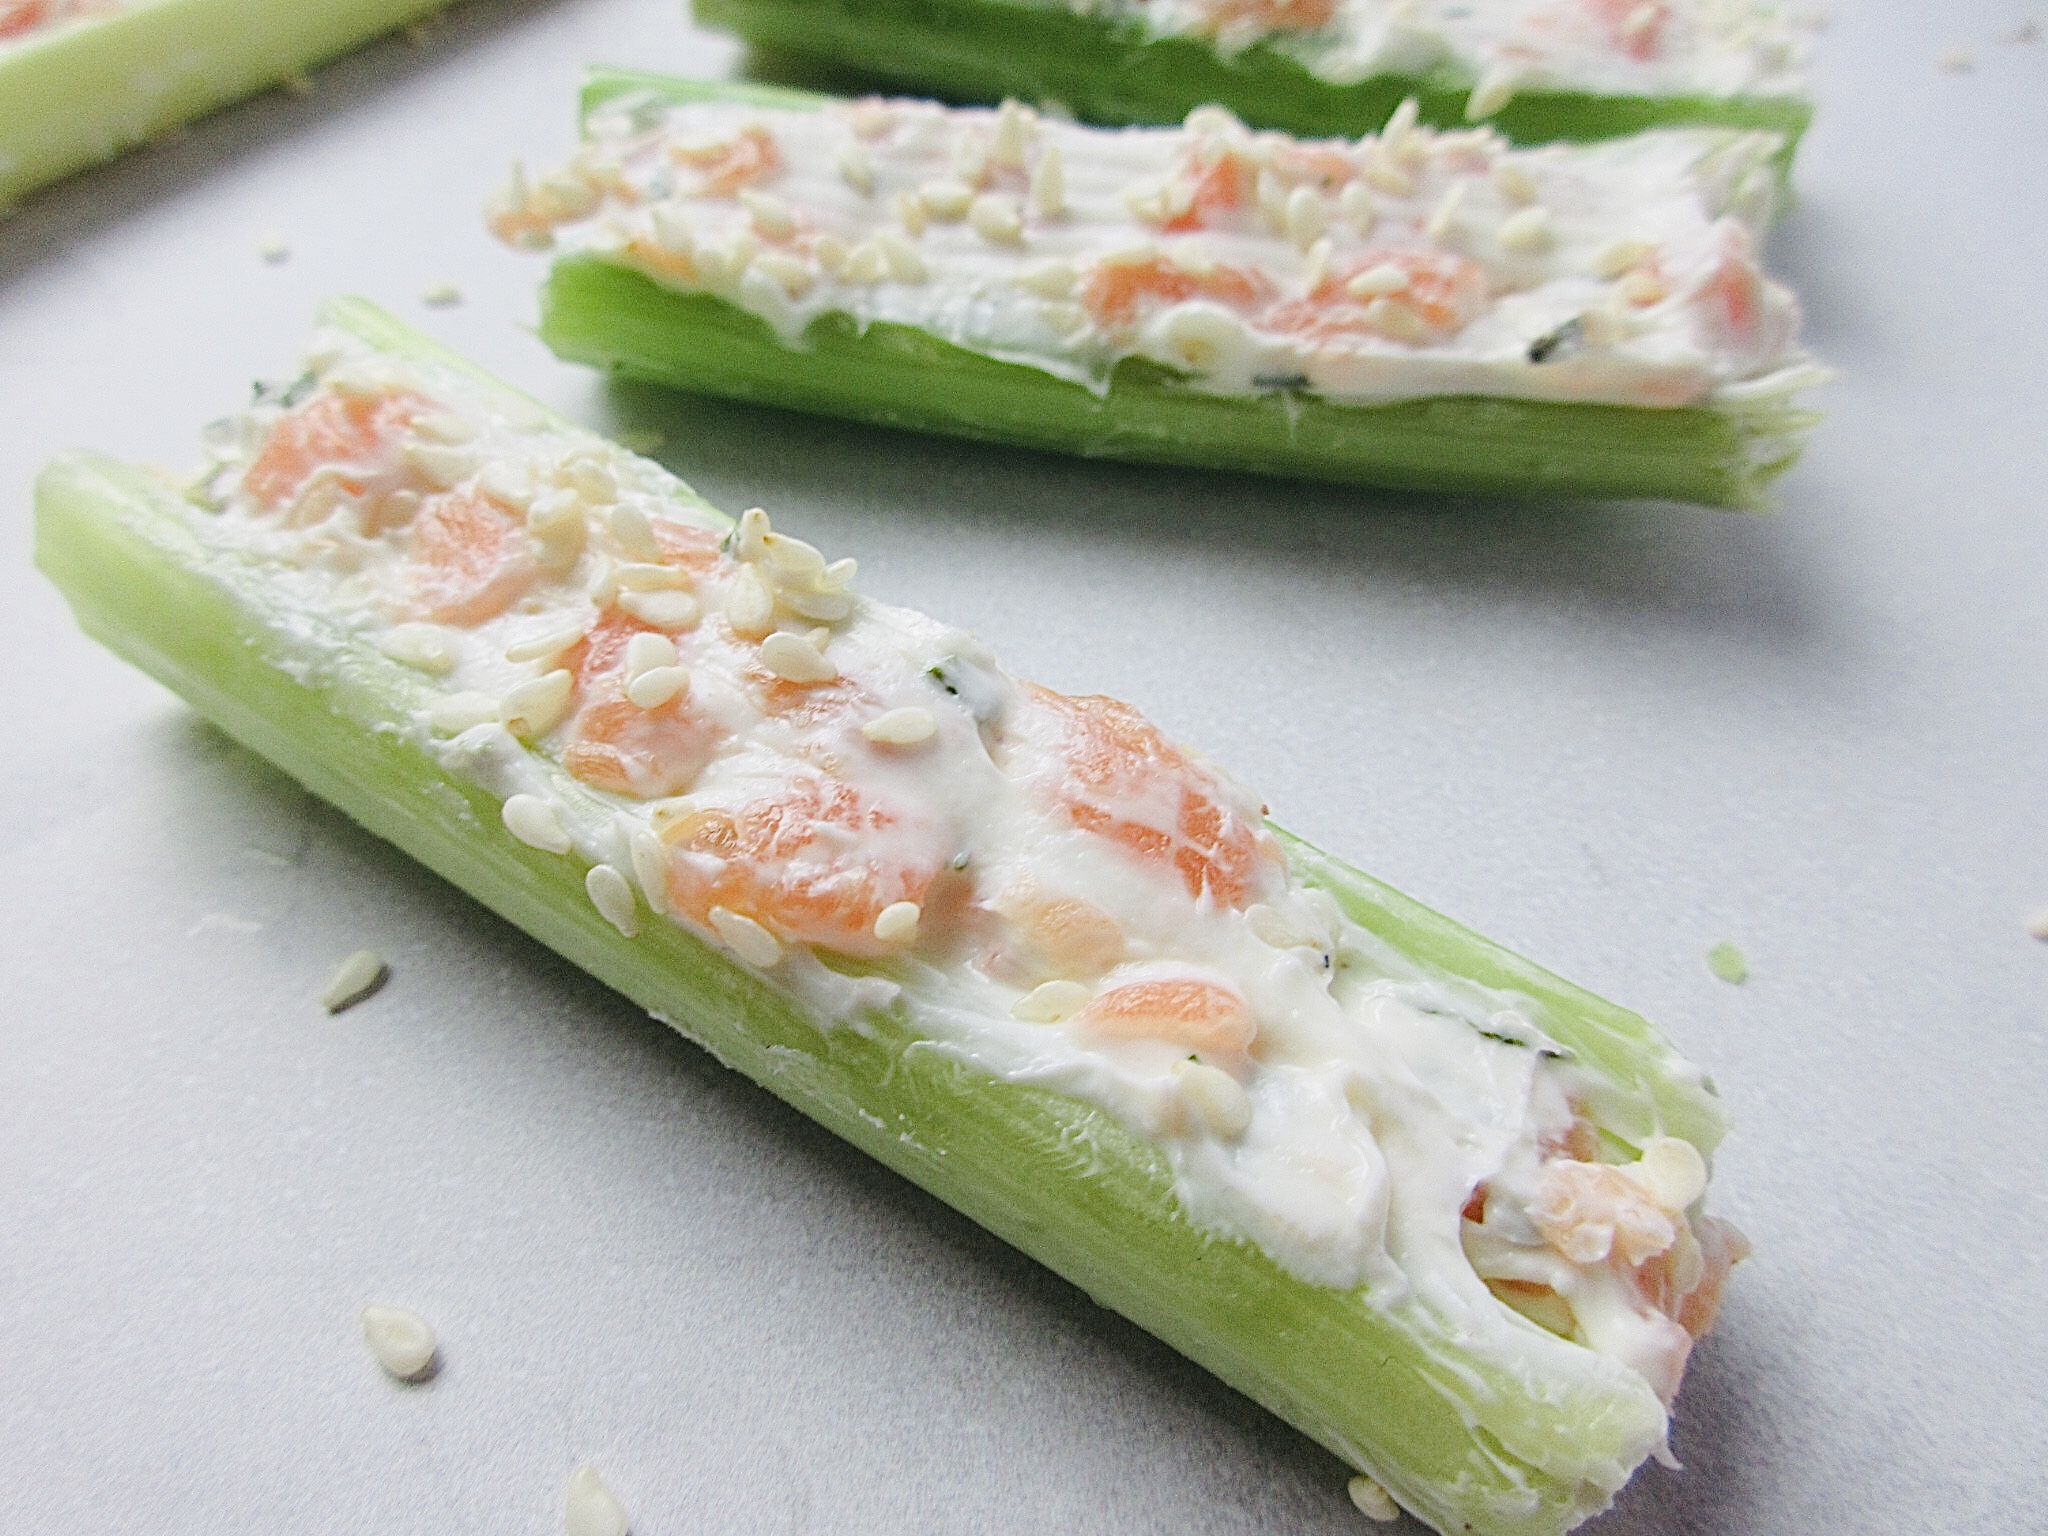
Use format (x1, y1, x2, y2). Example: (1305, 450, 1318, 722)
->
(187, 330, 1745, 1404)
(1065, 0, 1812, 100)
(494, 94, 1816, 412)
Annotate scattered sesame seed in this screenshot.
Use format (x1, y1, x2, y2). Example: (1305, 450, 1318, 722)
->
(563, 1463, 630, 1536)
(1337, 179, 1376, 235)
(1029, 144, 1066, 217)
(1492, 161, 1539, 204)
(1938, 45, 1975, 72)
(412, 411, 477, 445)
(873, 900, 922, 944)
(724, 566, 776, 639)
(360, 1305, 437, 1382)
(421, 281, 462, 308)
(968, 193, 1025, 246)
(1011, 979, 1091, 1023)
(759, 630, 838, 683)
(843, 239, 888, 284)
(1347, 262, 1409, 299)
(625, 664, 690, 709)
(951, 126, 990, 188)
(426, 692, 499, 735)
(709, 906, 783, 968)
(1361, 158, 1412, 198)
(741, 188, 797, 240)
(503, 794, 573, 855)
(1466, 67, 1519, 121)
(650, 205, 694, 259)
(875, 233, 928, 283)
(1426, 181, 1467, 242)
(1284, 185, 1328, 249)
(734, 506, 772, 560)
(1706, 942, 1748, 985)
(404, 442, 478, 490)
(1618, 270, 1668, 306)
(321, 949, 389, 1013)
(918, 179, 974, 221)
(1634, 1137, 1707, 1213)
(626, 824, 672, 917)
(1346, 1474, 1400, 1522)
(607, 503, 662, 561)
(1017, 260, 1077, 298)
(378, 623, 456, 675)
(1594, 238, 1655, 278)
(993, 98, 1032, 170)
(2024, 909, 2048, 942)
(586, 864, 641, 937)
(504, 622, 587, 665)
(836, 142, 875, 195)
(893, 191, 927, 238)
(500, 669, 575, 739)
(257, 230, 291, 264)
(1498, 205, 1554, 255)
(624, 631, 678, 678)
(861, 706, 939, 746)
(753, 250, 815, 298)
(617, 588, 701, 631)
(1174, 1060, 1253, 1139)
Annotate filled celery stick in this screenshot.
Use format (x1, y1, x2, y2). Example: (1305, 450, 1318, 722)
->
(37, 298, 1748, 1536)
(0, 0, 448, 207)
(691, 0, 1815, 151)
(503, 74, 1823, 506)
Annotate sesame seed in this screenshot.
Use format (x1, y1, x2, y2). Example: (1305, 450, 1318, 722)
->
(876, 233, 928, 282)
(1618, 270, 1668, 306)
(921, 179, 974, 224)
(321, 949, 389, 1013)
(1347, 262, 1410, 299)
(650, 204, 694, 259)
(1363, 297, 1431, 344)
(873, 900, 922, 944)
(617, 588, 701, 630)
(753, 251, 815, 298)
(1466, 67, 1519, 120)
(426, 692, 499, 735)
(625, 665, 690, 709)
(968, 193, 1025, 246)
(850, 99, 893, 139)
(759, 630, 837, 683)
(1017, 259, 1077, 298)
(861, 706, 938, 746)
(734, 505, 772, 561)
(1579, 306, 1627, 348)
(624, 631, 678, 678)
(709, 906, 783, 968)
(1337, 179, 1376, 234)
(404, 442, 477, 490)
(1284, 185, 1327, 249)
(1010, 979, 1091, 1023)
(822, 556, 858, 589)
(586, 863, 640, 937)
(724, 565, 776, 638)
(378, 623, 456, 675)
(1346, 1475, 1400, 1522)
(1594, 238, 1655, 278)
(894, 190, 928, 237)
(412, 412, 477, 445)
(950, 127, 990, 188)
(502, 793, 573, 855)
(740, 188, 796, 240)
(836, 142, 875, 195)
(1498, 205, 1554, 255)
(564, 1463, 629, 1536)
(1492, 161, 1539, 204)
(1361, 159, 1412, 198)
(1303, 236, 1334, 293)
(1029, 144, 1066, 217)
(780, 585, 855, 622)
(504, 622, 587, 665)
(626, 823, 672, 916)
(993, 98, 1031, 170)
(1634, 1137, 1707, 1213)
(615, 561, 692, 593)
(421, 281, 462, 308)
(606, 502, 662, 561)
(843, 239, 888, 283)
(1254, 167, 1287, 226)
(360, 1305, 437, 1382)
(499, 669, 575, 740)
(1174, 1060, 1252, 1139)
(1426, 181, 1467, 242)
(1383, 96, 1420, 142)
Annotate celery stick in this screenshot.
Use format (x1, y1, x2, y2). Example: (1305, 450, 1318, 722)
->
(36, 297, 1729, 1536)
(0, 0, 447, 207)
(690, 0, 1812, 155)
(528, 72, 1817, 508)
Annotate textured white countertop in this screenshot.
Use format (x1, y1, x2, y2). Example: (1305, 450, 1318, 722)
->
(2, 2, 2043, 1531)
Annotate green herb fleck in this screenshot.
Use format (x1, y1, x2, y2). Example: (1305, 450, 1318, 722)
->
(1707, 942, 1749, 985)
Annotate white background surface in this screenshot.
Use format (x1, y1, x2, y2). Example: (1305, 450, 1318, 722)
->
(3, 2, 2044, 1531)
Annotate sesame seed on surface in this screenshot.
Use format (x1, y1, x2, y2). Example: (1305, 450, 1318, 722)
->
(563, 1463, 630, 1536)
(586, 864, 641, 938)
(359, 1305, 438, 1383)
(709, 906, 783, 969)
(504, 623, 588, 665)
(968, 193, 1025, 246)
(502, 794, 573, 855)
(625, 665, 690, 709)
(759, 630, 837, 684)
(321, 949, 389, 1014)
(378, 623, 456, 675)
(617, 588, 701, 631)
(873, 901, 921, 945)
(724, 566, 776, 639)
(1346, 1474, 1400, 1522)
(623, 631, 678, 678)
(1010, 980, 1091, 1024)
(1174, 1061, 1252, 1139)
(1498, 205, 1554, 255)
(427, 692, 500, 736)
(861, 706, 938, 746)
(499, 669, 575, 740)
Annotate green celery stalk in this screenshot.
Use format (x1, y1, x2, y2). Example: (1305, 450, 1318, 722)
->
(0, 0, 448, 208)
(690, 0, 1812, 154)
(537, 70, 1814, 508)
(36, 297, 1728, 1536)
